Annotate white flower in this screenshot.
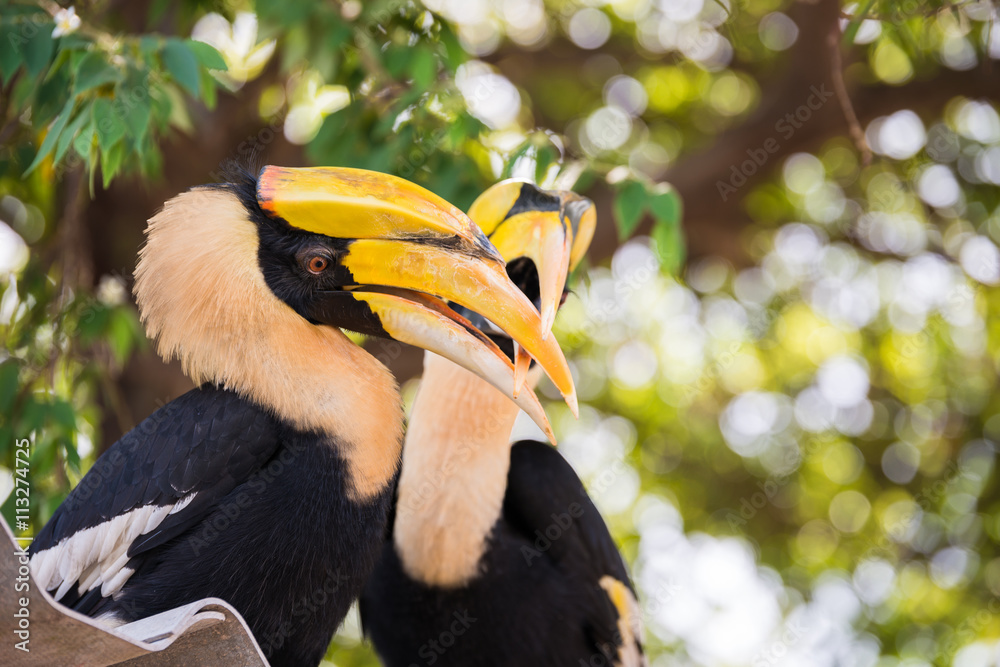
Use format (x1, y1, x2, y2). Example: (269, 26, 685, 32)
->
(284, 73, 350, 145)
(192, 12, 275, 90)
(52, 6, 81, 38)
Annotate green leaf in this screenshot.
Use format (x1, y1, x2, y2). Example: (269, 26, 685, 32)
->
(56, 34, 91, 52)
(199, 69, 217, 110)
(139, 35, 161, 55)
(161, 40, 200, 96)
(23, 22, 54, 76)
(162, 83, 193, 131)
(383, 45, 411, 79)
(439, 25, 466, 70)
(140, 138, 162, 175)
(119, 71, 152, 144)
(891, 19, 921, 56)
(651, 217, 685, 275)
(186, 40, 227, 71)
(0, 5, 49, 18)
(63, 436, 81, 473)
(43, 46, 72, 83)
(534, 144, 559, 184)
(0, 17, 53, 79)
(107, 307, 140, 365)
(612, 179, 648, 240)
(24, 96, 75, 176)
(74, 51, 121, 95)
(649, 185, 685, 274)
(0, 360, 19, 415)
(280, 25, 309, 72)
(0, 25, 23, 82)
(100, 139, 126, 188)
(54, 103, 91, 164)
(77, 302, 109, 342)
(92, 97, 125, 151)
(72, 121, 95, 159)
(410, 47, 436, 89)
(50, 399, 77, 430)
(649, 188, 682, 226)
(311, 38, 340, 78)
(149, 87, 173, 129)
(21, 397, 46, 435)
(33, 62, 71, 124)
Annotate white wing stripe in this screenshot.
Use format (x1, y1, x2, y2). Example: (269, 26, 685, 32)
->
(33, 549, 56, 591)
(54, 574, 76, 601)
(170, 493, 196, 514)
(98, 514, 128, 563)
(79, 560, 103, 593)
(29, 492, 198, 603)
(100, 549, 131, 586)
(69, 528, 96, 577)
(102, 566, 134, 599)
(57, 541, 78, 591)
(143, 504, 173, 534)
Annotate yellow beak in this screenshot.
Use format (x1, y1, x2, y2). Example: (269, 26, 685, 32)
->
(256, 166, 578, 432)
(466, 180, 596, 396)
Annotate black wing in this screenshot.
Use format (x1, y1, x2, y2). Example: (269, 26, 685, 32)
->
(29, 385, 281, 612)
(504, 440, 645, 666)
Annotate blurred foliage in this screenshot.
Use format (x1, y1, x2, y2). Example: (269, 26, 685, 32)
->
(2, 0, 1000, 665)
(0, 2, 226, 187)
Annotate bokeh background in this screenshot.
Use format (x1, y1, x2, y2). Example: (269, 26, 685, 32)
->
(3, 0, 1000, 665)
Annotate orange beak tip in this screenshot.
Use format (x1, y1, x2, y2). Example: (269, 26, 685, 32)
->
(566, 390, 579, 419)
(536, 417, 556, 446)
(534, 405, 556, 445)
(518, 382, 556, 444)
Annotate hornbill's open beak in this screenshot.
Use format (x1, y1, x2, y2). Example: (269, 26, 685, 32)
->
(257, 166, 577, 433)
(465, 180, 597, 394)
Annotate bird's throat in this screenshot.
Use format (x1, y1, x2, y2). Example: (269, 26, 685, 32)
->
(394, 351, 522, 587)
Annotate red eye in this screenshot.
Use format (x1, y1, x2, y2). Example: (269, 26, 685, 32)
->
(307, 256, 329, 274)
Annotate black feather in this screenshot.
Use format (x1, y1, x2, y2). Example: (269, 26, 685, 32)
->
(31, 385, 395, 667)
(361, 440, 642, 666)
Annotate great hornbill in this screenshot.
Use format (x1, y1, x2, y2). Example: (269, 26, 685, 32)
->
(361, 181, 645, 666)
(27, 167, 577, 667)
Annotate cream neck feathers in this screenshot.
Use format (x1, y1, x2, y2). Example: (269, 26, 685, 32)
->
(393, 351, 525, 586)
(133, 187, 402, 500)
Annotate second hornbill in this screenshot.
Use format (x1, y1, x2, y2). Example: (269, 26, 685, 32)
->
(27, 167, 577, 667)
(361, 181, 646, 666)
